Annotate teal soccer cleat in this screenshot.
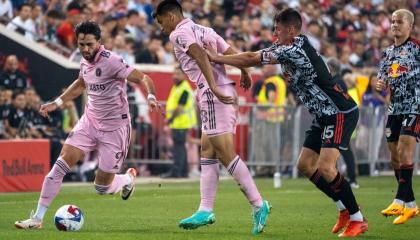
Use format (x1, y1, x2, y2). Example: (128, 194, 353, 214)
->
(252, 200, 272, 235)
(179, 211, 216, 230)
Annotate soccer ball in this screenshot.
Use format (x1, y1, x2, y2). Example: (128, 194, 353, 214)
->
(54, 205, 84, 231)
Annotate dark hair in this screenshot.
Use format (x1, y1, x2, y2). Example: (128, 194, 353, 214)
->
(19, 3, 32, 11)
(274, 8, 302, 30)
(74, 21, 101, 40)
(12, 90, 24, 100)
(127, 9, 139, 18)
(152, 0, 183, 18)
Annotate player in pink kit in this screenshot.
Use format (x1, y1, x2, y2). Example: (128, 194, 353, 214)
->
(15, 21, 159, 229)
(153, 0, 271, 235)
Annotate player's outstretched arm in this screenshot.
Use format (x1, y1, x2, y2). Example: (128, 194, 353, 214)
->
(39, 78, 85, 118)
(127, 69, 161, 112)
(205, 44, 261, 69)
(187, 43, 235, 104)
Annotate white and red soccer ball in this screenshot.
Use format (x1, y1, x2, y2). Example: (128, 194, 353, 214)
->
(54, 205, 84, 231)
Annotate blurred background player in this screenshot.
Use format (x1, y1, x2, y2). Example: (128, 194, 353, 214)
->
(162, 64, 197, 178)
(153, 0, 271, 235)
(15, 21, 160, 229)
(206, 8, 367, 237)
(376, 9, 419, 225)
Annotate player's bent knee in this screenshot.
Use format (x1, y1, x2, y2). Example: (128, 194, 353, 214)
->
(94, 183, 110, 195)
(317, 165, 336, 179)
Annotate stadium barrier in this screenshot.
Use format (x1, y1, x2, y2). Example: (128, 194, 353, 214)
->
(127, 103, 420, 178)
(0, 139, 50, 192)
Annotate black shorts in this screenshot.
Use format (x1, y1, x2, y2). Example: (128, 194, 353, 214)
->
(303, 109, 359, 154)
(385, 114, 420, 142)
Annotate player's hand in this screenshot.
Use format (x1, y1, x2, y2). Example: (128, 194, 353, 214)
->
(240, 69, 252, 91)
(148, 98, 162, 113)
(39, 102, 58, 118)
(211, 87, 235, 104)
(376, 79, 386, 91)
(203, 43, 218, 62)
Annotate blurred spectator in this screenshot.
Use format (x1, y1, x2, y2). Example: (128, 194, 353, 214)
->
(0, 55, 30, 91)
(4, 91, 31, 138)
(160, 39, 175, 65)
(0, 86, 10, 138)
(113, 34, 135, 65)
(128, 0, 153, 23)
(162, 65, 197, 178)
(111, 11, 130, 37)
(0, 0, 13, 20)
(44, 9, 63, 43)
(6, 3, 35, 40)
(56, 8, 83, 49)
(135, 34, 162, 64)
(252, 64, 286, 176)
(30, 3, 44, 38)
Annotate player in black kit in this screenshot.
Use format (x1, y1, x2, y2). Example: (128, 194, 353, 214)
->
(376, 9, 419, 225)
(205, 8, 367, 237)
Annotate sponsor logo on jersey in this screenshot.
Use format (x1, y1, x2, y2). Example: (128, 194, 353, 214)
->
(387, 63, 409, 78)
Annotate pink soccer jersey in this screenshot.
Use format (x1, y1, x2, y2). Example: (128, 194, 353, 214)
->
(79, 45, 134, 131)
(169, 18, 234, 98)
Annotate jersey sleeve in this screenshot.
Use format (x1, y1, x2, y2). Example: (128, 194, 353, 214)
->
(110, 55, 135, 80)
(260, 44, 291, 65)
(215, 32, 230, 53)
(170, 27, 197, 53)
(377, 50, 388, 82)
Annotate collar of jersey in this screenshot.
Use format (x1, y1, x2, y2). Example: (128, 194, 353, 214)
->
(175, 18, 191, 30)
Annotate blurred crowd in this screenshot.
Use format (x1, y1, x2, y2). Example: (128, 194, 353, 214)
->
(0, 0, 418, 68)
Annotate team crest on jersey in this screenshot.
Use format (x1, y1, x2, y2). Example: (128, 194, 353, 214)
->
(387, 63, 409, 78)
(96, 68, 102, 77)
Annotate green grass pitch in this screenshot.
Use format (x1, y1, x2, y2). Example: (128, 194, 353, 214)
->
(1, 177, 419, 240)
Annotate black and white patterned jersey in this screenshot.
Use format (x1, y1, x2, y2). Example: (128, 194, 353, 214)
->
(377, 37, 420, 115)
(260, 34, 357, 119)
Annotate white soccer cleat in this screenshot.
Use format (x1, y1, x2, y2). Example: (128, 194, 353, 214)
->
(15, 210, 42, 229)
(121, 168, 137, 200)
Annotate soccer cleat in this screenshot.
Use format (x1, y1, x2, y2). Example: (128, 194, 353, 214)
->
(393, 207, 419, 225)
(338, 218, 368, 237)
(381, 202, 404, 216)
(331, 209, 350, 234)
(15, 210, 42, 229)
(350, 182, 360, 189)
(252, 200, 272, 235)
(121, 168, 137, 200)
(179, 211, 215, 230)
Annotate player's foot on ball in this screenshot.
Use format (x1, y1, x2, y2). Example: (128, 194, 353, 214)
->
(393, 206, 419, 225)
(121, 168, 137, 200)
(338, 218, 368, 237)
(252, 200, 272, 235)
(332, 209, 350, 234)
(381, 202, 404, 216)
(15, 210, 42, 229)
(179, 211, 215, 230)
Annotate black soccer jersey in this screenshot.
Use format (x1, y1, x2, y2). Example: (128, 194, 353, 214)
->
(261, 34, 357, 119)
(377, 37, 420, 115)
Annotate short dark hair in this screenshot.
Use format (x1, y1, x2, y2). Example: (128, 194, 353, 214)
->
(152, 0, 183, 18)
(74, 21, 101, 40)
(19, 3, 32, 11)
(12, 90, 24, 100)
(274, 8, 302, 30)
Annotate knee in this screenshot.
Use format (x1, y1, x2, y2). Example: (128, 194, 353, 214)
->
(317, 163, 337, 180)
(297, 158, 315, 177)
(94, 183, 110, 195)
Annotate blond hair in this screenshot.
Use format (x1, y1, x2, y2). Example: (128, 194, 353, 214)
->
(393, 9, 415, 26)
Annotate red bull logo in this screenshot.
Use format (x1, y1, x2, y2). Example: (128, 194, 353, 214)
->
(387, 63, 409, 78)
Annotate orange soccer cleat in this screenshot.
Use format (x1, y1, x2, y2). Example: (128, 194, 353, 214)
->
(338, 218, 368, 237)
(381, 202, 404, 216)
(332, 209, 350, 234)
(393, 207, 419, 225)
